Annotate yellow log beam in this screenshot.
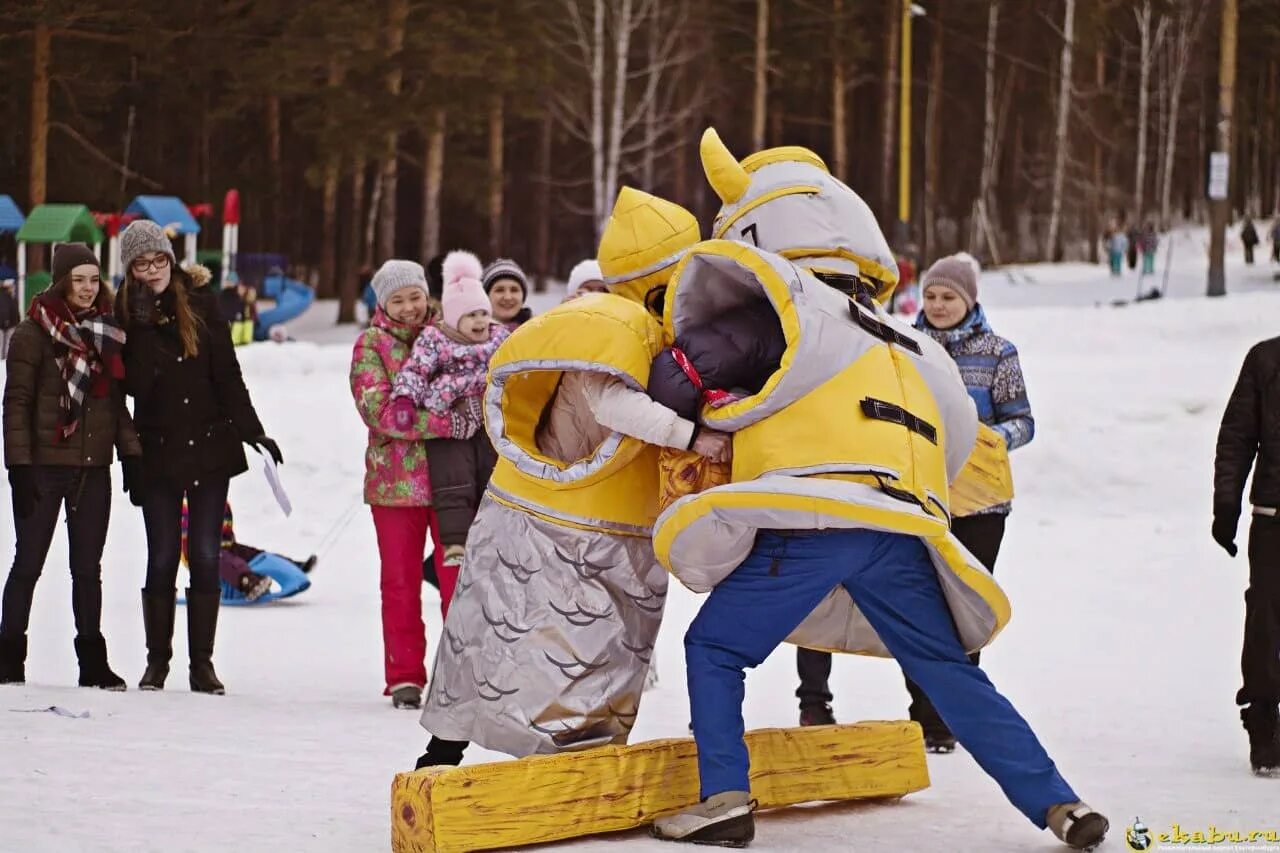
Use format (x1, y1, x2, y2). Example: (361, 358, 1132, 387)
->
(391, 721, 929, 853)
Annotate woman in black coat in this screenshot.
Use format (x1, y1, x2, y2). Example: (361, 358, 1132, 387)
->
(115, 220, 282, 694)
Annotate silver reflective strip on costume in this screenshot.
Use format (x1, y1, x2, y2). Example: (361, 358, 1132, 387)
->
(486, 359, 638, 484)
(1254, 505, 1279, 517)
(420, 496, 667, 757)
(486, 481, 653, 538)
(602, 247, 688, 286)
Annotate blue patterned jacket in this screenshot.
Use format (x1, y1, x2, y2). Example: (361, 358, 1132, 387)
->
(916, 306, 1034, 515)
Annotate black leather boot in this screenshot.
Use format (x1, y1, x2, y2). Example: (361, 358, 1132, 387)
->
(75, 634, 126, 691)
(0, 633, 26, 685)
(186, 589, 225, 695)
(139, 589, 175, 691)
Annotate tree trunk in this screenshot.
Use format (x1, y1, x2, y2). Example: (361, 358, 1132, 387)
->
(488, 94, 505, 257)
(879, 0, 901, 222)
(1160, 11, 1196, 229)
(642, 0, 662, 192)
(603, 0, 634, 240)
(378, 0, 410, 262)
(1091, 45, 1104, 263)
(1134, 2, 1152, 221)
(534, 109, 553, 290)
(923, 12, 942, 264)
(118, 55, 138, 210)
(831, 0, 847, 181)
(1270, 60, 1279, 215)
(591, 0, 607, 233)
(319, 159, 341, 299)
(969, 1, 999, 259)
(266, 94, 283, 252)
(364, 170, 382, 270)
(339, 159, 367, 324)
(1044, 0, 1075, 260)
(421, 108, 446, 263)
(319, 58, 346, 301)
(752, 0, 768, 151)
(29, 23, 50, 212)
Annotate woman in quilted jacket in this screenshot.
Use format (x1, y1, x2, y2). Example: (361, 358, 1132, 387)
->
(349, 259, 450, 709)
(0, 244, 141, 689)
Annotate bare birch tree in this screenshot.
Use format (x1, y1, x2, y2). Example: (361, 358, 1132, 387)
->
(1158, 0, 1209, 229)
(753, 0, 769, 151)
(1134, 2, 1168, 221)
(970, 1, 1000, 261)
(377, 0, 409, 262)
(420, 108, 446, 263)
(1044, 0, 1076, 260)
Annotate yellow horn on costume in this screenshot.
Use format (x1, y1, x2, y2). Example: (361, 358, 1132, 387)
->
(700, 128, 750, 205)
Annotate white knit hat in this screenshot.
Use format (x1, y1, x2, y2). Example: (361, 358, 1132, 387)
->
(371, 259, 428, 308)
(565, 259, 604, 299)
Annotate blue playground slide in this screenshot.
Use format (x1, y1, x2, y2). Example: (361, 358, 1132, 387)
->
(255, 273, 315, 340)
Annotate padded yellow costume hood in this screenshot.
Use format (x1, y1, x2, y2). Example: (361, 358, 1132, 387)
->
(598, 187, 700, 317)
(700, 128, 899, 303)
(652, 240, 1010, 656)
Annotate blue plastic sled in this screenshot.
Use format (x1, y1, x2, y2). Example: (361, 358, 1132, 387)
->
(178, 553, 311, 607)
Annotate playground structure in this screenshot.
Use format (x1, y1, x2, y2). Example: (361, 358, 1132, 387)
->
(0, 195, 24, 285)
(4, 188, 313, 335)
(14, 204, 105, 311)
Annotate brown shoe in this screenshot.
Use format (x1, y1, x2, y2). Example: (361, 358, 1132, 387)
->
(1047, 802, 1109, 850)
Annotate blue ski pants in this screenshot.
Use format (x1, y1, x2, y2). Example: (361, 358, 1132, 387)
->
(684, 528, 1077, 828)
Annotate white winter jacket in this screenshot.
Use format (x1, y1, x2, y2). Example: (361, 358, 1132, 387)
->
(535, 371, 695, 464)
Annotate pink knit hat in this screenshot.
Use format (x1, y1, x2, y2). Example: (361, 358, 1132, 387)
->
(441, 250, 492, 330)
(921, 252, 981, 311)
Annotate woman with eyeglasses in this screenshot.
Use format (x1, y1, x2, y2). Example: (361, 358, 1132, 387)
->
(115, 220, 281, 694)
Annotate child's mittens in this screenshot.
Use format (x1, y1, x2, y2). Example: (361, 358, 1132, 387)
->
(390, 396, 417, 430)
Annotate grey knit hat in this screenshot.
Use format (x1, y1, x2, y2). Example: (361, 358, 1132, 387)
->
(371, 259, 428, 308)
(120, 220, 176, 271)
(921, 252, 980, 311)
(482, 258, 528, 296)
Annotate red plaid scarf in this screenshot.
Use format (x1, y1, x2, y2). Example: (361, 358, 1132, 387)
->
(28, 293, 126, 440)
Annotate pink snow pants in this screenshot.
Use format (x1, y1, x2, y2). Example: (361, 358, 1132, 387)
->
(371, 505, 447, 693)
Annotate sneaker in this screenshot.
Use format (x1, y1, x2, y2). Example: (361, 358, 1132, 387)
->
(652, 791, 756, 847)
(293, 555, 318, 575)
(1241, 703, 1280, 776)
(799, 703, 835, 727)
(390, 684, 422, 710)
(443, 544, 465, 567)
(1046, 802, 1109, 851)
(238, 572, 273, 602)
(924, 731, 957, 753)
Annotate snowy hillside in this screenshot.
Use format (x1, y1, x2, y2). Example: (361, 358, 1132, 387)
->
(2, 252, 1279, 852)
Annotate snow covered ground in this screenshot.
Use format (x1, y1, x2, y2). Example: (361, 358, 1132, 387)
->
(2, 244, 1279, 852)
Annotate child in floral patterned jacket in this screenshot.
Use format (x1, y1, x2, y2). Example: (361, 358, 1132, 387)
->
(389, 251, 509, 577)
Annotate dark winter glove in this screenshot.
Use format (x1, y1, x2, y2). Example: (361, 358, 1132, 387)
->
(121, 456, 146, 507)
(128, 282, 154, 326)
(247, 435, 284, 466)
(1212, 512, 1239, 558)
(7, 466, 39, 520)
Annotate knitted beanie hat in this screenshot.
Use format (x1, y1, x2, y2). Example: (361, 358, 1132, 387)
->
(120, 220, 176, 271)
(51, 243, 101, 285)
(371, 259, 428, 308)
(440, 251, 492, 330)
(565, 259, 604, 299)
(921, 252, 981, 311)
(482, 258, 528, 296)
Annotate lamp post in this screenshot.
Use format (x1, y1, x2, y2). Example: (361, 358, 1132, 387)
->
(897, 1, 926, 246)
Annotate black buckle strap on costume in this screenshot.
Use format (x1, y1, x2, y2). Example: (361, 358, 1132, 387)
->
(860, 398, 938, 444)
(851, 308, 922, 354)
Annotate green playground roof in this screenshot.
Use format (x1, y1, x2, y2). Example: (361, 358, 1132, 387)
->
(15, 204, 104, 245)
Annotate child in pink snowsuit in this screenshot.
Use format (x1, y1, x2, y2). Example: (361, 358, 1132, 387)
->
(390, 251, 509, 576)
(349, 259, 450, 710)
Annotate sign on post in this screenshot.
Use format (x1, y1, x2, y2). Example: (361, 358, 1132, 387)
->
(1208, 152, 1230, 200)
